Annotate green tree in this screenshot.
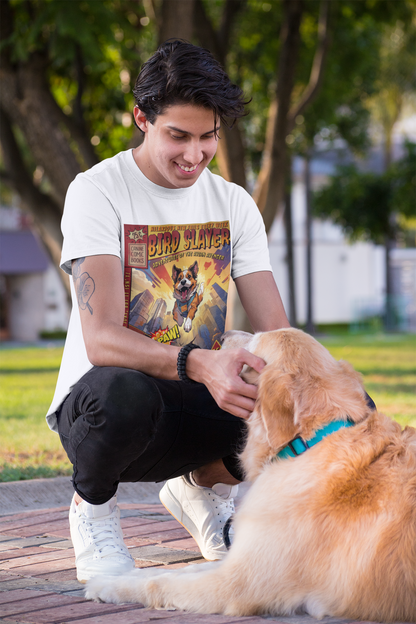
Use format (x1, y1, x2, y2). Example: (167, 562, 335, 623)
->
(313, 142, 416, 329)
(276, 1, 415, 329)
(0, 0, 156, 291)
(1, 0, 413, 327)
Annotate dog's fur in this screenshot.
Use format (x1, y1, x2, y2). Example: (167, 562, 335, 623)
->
(172, 261, 203, 332)
(86, 328, 416, 621)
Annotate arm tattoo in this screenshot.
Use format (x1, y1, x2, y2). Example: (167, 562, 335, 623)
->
(73, 257, 95, 315)
(72, 257, 85, 279)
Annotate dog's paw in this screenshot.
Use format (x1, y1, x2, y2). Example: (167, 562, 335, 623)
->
(85, 576, 123, 604)
(184, 317, 192, 332)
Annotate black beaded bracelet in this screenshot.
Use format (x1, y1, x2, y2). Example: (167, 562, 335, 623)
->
(177, 343, 200, 384)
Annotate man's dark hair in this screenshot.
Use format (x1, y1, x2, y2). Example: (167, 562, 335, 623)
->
(133, 39, 249, 129)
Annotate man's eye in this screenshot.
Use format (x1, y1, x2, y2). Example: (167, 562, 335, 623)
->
(172, 134, 186, 140)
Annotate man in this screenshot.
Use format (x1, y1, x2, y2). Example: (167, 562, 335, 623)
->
(47, 40, 290, 583)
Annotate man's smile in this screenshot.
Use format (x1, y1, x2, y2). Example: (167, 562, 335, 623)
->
(176, 163, 199, 172)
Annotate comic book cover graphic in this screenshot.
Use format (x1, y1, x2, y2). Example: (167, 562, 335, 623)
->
(123, 223, 231, 350)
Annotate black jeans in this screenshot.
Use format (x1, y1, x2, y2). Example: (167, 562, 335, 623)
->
(56, 366, 246, 505)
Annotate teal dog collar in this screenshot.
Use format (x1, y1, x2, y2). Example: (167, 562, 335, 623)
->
(276, 419, 355, 460)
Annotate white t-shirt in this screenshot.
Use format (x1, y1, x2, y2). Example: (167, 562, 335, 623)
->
(46, 149, 271, 431)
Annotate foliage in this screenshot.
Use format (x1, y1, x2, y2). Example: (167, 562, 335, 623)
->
(288, 1, 415, 157)
(219, 0, 415, 174)
(390, 141, 416, 220)
(363, 17, 416, 155)
(3, 0, 156, 161)
(312, 142, 416, 245)
(2, 0, 414, 194)
(220, 0, 283, 172)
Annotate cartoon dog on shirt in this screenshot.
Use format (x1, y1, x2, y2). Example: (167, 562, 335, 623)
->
(172, 262, 204, 332)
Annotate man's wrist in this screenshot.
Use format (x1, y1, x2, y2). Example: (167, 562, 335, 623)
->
(183, 346, 208, 384)
(177, 343, 201, 383)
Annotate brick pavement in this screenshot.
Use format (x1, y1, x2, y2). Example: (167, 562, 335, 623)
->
(0, 503, 382, 624)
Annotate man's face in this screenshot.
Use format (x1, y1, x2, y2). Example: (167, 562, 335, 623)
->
(133, 103, 219, 189)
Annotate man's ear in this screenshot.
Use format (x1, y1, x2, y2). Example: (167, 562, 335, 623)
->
(133, 107, 149, 133)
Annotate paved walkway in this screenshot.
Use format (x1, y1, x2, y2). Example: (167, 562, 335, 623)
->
(0, 478, 380, 624)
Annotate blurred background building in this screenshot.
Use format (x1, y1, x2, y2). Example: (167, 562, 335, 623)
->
(270, 125, 416, 333)
(0, 205, 69, 342)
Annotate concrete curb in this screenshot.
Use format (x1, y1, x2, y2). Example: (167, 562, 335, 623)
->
(0, 477, 165, 515)
(0, 477, 251, 516)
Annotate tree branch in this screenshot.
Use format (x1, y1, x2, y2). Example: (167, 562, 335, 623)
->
(218, 0, 247, 60)
(194, 0, 247, 188)
(0, 57, 82, 206)
(252, 0, 303, 230)
(194, 0, 223, 61)
(194, 0, 245, 64)
(287, 0, 331, 131)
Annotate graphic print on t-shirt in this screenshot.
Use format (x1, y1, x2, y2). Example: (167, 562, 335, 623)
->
(123, 223, 231, 349)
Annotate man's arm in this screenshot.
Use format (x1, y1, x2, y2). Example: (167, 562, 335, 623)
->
(234, 271, 290, 332)
(186, 271, 290, 417)
(74, 255, 266, 419)
(72, 254, 181, 378)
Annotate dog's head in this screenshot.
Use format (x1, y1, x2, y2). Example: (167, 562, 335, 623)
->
(222, 328, 375, 480)
(172, 262, 198, 302)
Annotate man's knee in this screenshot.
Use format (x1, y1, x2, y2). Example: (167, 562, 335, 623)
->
(90, 367, 163, 436)
(59, 367, 163, 442)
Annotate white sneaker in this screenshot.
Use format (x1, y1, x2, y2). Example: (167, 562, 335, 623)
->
(159, 475, 237, 560)
(69, 494, 135, 583)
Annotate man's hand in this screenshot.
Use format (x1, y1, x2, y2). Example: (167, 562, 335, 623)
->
(186, 347, 265, 419)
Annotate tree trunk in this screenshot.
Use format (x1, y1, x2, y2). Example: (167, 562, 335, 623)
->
(304, 153, 315, 334)
(252, 0, 303, 233)
(384, 237, 395, 331)
(381, 111, 399, 330)
(0, 55, 82, 206)
(284, 153, 297, 326)
(215, 123, 247, 188)
(194, 0, 247, 189)
(0, 105, 70, 297)
(253, 0, 330, 234)
(286, 0, 330, 133)
(157, 0, 195, 45)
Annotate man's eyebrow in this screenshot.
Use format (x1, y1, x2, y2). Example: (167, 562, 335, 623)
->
(167, 125, 219, 136)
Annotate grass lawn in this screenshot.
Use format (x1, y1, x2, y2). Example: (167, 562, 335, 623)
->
(320, 333, 416, 428)
(0, 332, 415, 482)
(0, 345, 71, 482)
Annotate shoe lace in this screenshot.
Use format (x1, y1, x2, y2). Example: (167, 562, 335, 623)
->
(209, 493, 235, 544)
(84, 511, 126, 557)
(215, 496, 235, 520)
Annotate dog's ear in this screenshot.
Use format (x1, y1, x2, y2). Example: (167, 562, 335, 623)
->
(172, 265, 180, 282)
(189, 261, 198, 278)
(257, 367, 298, 450)
(221, 330, 253, 351)
(289, 361, 372, 430)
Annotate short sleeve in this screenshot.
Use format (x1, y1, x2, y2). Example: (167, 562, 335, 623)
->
(60, 175, 121, 275)
(230, 186, 272, 279)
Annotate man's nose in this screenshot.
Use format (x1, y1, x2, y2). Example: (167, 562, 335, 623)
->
(183, 141, 203, 164)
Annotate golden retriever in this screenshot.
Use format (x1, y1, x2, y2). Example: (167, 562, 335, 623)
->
(86, 328, 416, 621)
